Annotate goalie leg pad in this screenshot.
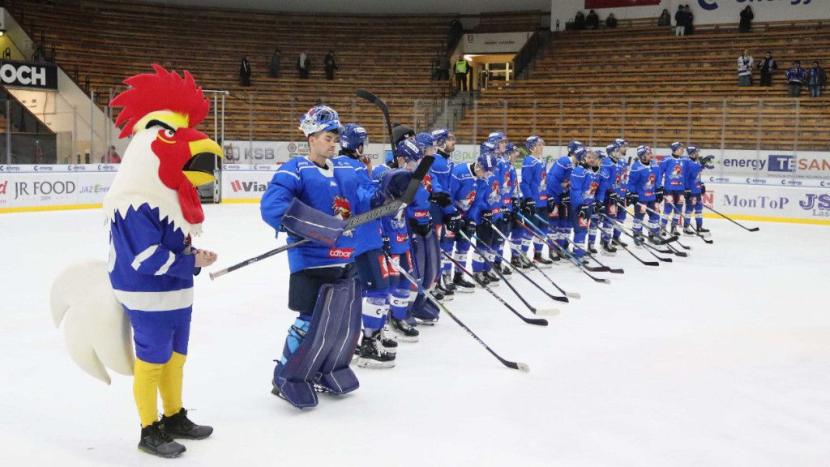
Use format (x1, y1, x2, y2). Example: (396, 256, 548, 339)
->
(281, 198, 347, 246)
(317, 278, 362, 395)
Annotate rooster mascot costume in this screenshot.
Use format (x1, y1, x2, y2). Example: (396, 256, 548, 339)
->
(50, 65, 223, 458)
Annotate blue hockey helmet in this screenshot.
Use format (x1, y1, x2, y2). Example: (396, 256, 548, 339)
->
(573, 146, 588, 162)
(431, 127, 451, 146)
(505, 142, 516, 154)
(480, 140, 497, 155)
(687, 145, 699, 156)
(670, 141, 685, 153)
(526, 136, 544, 152)
(339, 123, 368, 151)
(637, 145, 650, 158)
(615, 138, 628, 147)
(396, 139, 423, 162)
(605, 143, 619, 155)
(299, 105, 341, 137)
(594, 149, 607, 159)
(476, 152, 496, 174)
(488, 132, 507, 144)
(414, 132, 437, 152)
(567, 140, 584, 154)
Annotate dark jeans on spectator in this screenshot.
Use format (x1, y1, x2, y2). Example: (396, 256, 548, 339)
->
(810, 85, 822, 97)
(787, 83, 802, 97)
(455, 72, 467, 91)
(760, 73, 772, 86)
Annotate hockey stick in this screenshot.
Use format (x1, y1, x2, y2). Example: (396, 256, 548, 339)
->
(519, 213, 610, 273)
(463, 231, 563, 314)
(600, 211, 673, 262)
(516, 214, 610, 285)
(491, 226, 580, 299)
(355, 89, 396, 156)
(533, 214, 623, 274)
(702, 204, 760, 232)
(441, 251, 549, 326)
(595, 213, 662, 266)
(385, 252, 530, 372)
(209, 155, 434, 280)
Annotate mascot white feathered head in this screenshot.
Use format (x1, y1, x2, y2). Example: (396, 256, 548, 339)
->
(103, 64, 222, 236)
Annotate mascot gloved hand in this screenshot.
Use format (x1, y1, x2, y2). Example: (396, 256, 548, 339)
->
(50, 64, 223, 459)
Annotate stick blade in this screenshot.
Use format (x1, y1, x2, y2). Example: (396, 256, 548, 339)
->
(516, 362, 530, 373)
(643, 261, 660, 267)
(566, 292, 581, 299)
(749, 227, 760, 232)
(535, 308, 560, 317)
(595, 278, 611, 285)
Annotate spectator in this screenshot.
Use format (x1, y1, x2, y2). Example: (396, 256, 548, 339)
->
(437, 54, 450, 81)
(737, 49, 754, 87)
(674, 6, 685, 36)
(103, 146, 121, 164)
(739, 6, 754, 33)
(807, 61, 826, 97)
(757, 52, 778, 86)
(786, 61, 806, 97)
(684, 5, 694, 35)
(239, 55, 251, 86)
(297, 51, 310, 79)
(574, 11, 586, 30)
(586, 9, 599, 29)
(269, 49, 281, 78)
(606, 13, 618, 29)
(448, 16, 463, 49)
(658, 9, 671, 27)
(324, 50, 338, 80)
(454, 55, 469, 92)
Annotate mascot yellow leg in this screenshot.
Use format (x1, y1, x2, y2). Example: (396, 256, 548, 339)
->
(133, 358, 165, 428)
(159, 352, 186, 417)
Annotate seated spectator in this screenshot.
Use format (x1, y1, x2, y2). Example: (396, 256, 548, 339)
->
(586, 10, 599, 29)
(737, 49, 753, 87)
(786, 61, 806, 97)
(574, 11, 586, 30)
(658, 9, 671, 27)
(606, 13, 618, 29)
(807, 61, 826, 97)
(739, 6, 754, 33)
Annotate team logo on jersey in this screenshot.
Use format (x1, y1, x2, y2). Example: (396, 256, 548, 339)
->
(332, 196, 351, 220)
(673, 165, 682, 176)
(459, 190, 476, 210)
(588, 181, 599, 196)
(328, 248, 354, 259)
(501, 171, 512, 195)
(422, 174, 433, 192)
(395, 233, 408, 243)
(646, 174, 656, 189)
(540, 171, 547, 191)
(488, 180, 500, 204)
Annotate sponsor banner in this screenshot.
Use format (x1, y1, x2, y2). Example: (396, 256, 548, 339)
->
(586, 0, 660, 8)
(706, 182, 830, 222)
(221, 170, 274, 200)
(223, 141, 388, 166)
(0, 60, 58, 90)
(0, 164, 119, 173)
(0, 171, 115, 209)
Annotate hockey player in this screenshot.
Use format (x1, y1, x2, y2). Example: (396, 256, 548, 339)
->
(487, 133, 514, 276)
(372, 159, 420, 343)
(598, 142, 631, 255)
(428, 128, 457, 300)
(659, 142, 689, 235)
(519, 136, 553, 267)
(570, 148, 601, 261)
(449, 147, 497, 291)
(394, 136, 442, 325)
(627, 145, 663, 245)
(682, 145, 712, 237)
(261, 105, 364, 408)
(334, 123, 396, 369)
(470, 141, 502, 285)
(587, 148, 610, 255)
(500, 142, 524, 270)
(547, 140, 584, 262)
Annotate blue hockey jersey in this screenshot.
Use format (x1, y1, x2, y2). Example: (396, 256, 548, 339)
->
(261, 157, 361, 274)
(406, 174, 433, 226)
(520, 155, 548, 206)
(627, 160, 662, 201)
(449, 162, 480, 221)
(684, 157, 705, 194)
(430, 152, 456, 215)
(547, 155, 574, 201)
(598, 157, 615, 200)
(108, 203, 198, 325)
(570, 166, 601, 207)
(371, 164, 410, 254)
(660, 155, 688, 192)
(333, 155, 383, 256)
(501, 158, 518, 212)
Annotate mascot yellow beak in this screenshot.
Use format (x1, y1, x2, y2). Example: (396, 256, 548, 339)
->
(184, 138, 224, 187)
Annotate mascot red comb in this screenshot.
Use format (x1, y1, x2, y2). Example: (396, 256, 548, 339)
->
(50, 65, 222, 458)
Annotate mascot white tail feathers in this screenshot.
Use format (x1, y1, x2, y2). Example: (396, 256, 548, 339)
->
(50, 260, 134, 384)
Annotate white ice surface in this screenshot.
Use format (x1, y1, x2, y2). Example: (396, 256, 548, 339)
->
(1, 205, 829, 466)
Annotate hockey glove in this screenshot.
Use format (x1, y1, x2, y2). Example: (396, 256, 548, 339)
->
(560, 192, 571, 206)
(445, 211, 463, 233)
(594, 200, 604, 214)
(655, 187, 664, 204)
(465, 219, 477, 238)
(700, 184, 706, 194)
(501, 209, 513, 225)
(546, 197, 557, 213)
(520, 198, 536, 219)
(626, 192, 639, 206)
(684, 189, 692, 200)
(429, 191, 452, 208)
(480, 210, 493, 228)
(609, 192, 620, 205)
(578, 205, 592, 224)
(382, 236, 391, 255)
